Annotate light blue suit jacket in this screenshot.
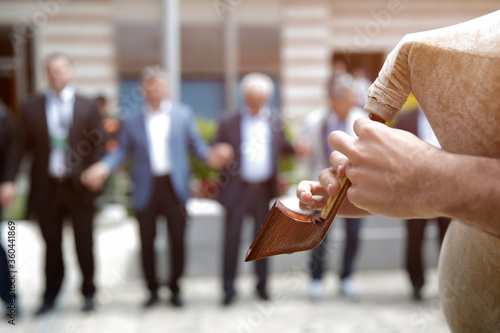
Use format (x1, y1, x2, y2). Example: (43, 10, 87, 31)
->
(103, 103, 210, 212)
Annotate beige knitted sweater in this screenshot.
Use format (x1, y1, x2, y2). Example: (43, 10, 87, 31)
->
(365, 10, 500, 332)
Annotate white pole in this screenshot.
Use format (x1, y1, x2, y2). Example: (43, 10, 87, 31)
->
(161, 0, 180, 103)
(224, 0, 238, 111)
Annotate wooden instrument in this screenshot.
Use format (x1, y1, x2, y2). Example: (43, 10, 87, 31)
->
(245, 113, 385, 262)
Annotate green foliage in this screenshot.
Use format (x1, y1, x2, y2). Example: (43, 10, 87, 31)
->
(190, 118, 220, 181)
(2, 194, 27, 220)
(196, 118, 219, 141)
(278, 155, 295, 174)
(277, 123, 297, 182)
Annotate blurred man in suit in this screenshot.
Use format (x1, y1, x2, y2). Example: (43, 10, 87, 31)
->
(0, 54, 105, 314)
(395, 107, 451, 300)
(300, 74, 367, 301)
(81, 66, 231, 308)
(213, 73, 304, 305)
(0, 97, 17, 317)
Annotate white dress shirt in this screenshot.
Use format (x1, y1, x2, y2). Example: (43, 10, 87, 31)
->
(240, 106, 273, 183)
(144, 100, 171, 176)
(46, 85, 75, 177)
(417, 107, 441, 149)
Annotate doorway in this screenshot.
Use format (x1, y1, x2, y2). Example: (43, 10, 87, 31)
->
(332, 52, 385, 82)
(0, 24, 34, 117)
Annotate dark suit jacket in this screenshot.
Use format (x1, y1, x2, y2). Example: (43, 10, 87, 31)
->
(394, 108, 419, 135)
(0, 109, 8, 184)
(5, 94, 105, 217)
(0, 108, 9, 217)
(213, 109, 295, 208)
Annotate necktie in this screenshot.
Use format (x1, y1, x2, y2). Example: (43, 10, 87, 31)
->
(50, 98, 70, 177)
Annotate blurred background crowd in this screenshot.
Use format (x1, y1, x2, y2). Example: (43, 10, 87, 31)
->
(0, 0, 498, 331)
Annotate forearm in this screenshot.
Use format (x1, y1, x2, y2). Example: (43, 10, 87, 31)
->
(102, 125, 130, 172)
(189, 118, 210, 161)
(428, 151, 500, 236)
(301, 119, 500, 234)
(101, 149, 125, 173)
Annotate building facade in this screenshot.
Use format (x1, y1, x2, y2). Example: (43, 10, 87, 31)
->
(0, 0, 497, 124)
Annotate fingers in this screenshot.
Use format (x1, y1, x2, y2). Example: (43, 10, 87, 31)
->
(214, 142, 233, 157)
(81, 171, 97, 191)
(296, 180, 329, 211)
(318, 167, 343, 197)
(84, 177, 100, 192)
(328, 130, 356, 158)
(329, 151, 349, 178)
(81, 168, 93, 187)
(352, 117, 373, 137)
(296, 180, 328, 202)
(296, 164, 347, 211)
(206, 143, 234, 169)
(330, 118, 386, 160)
(0, 182, 17, 208)
(81, 162, 110, 192)
(221, 143, 234, 163)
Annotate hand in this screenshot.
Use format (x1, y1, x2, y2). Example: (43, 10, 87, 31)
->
(0, 182, 16, 208)
(81, 162, 110, 192)
(293, 139, 312, 158)
(296, 179, 330, 211)
(296, 168, 370, 217)
(206, 143, 234, 169)
(326, 117, 442, 218)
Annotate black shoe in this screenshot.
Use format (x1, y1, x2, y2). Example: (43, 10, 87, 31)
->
(412, 288, 422, 301)
(81, 296, 95, 312)
(170, 291, 183, 307)
(256, 288, 270, 301)
(34, 301, 54, 316)
(222, 291, 235, 306)
(143, 293, 159, 308)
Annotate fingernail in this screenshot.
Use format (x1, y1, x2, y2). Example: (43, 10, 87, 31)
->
(299, 192, 304, 201)
(327, 184, 333, 195)
(337, 165, 342, 175)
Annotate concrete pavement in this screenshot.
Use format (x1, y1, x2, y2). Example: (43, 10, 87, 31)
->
(0, 202, 450, 333)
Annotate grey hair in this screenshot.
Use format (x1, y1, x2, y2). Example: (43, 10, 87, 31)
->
(45, 52, 74, 67)
(140, 65, 169, 84)
(328, 73, 353, 98)
(241, 72, 274, 98)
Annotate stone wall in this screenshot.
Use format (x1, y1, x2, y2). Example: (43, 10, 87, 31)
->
(280, 0, 500, 127)
(0, 0, 118, 101)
